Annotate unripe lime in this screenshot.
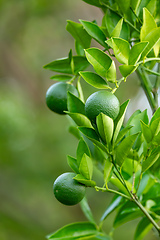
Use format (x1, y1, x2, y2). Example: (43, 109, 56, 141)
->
(46, 82, 78, 114)
(53, 172, 86, 206)
(85, 90, 120, 122)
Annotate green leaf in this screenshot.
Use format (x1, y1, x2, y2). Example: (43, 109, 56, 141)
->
(114, 201, 142, 228)
(152, 131, 160, 145)
(129, 42, 148, 65)
(140, 120, 153, 143)
(141, 27, 160, 59)
(47, 222, 99, 239)
(80, 20, 108, 48)
(68, 125, 81, 139)
(66, 20, 91, 49)
(131, 0, 141, 12)
(85, 48, 116, 82)
(96, 113, 114, 144)
(82, 0, 103, 7)
(115, 125, 133, 145)
(75, 40, 85, 56)
(74, 174, 96, 187)
(100, 196, 123, 222)
(115, 0, 130, 15)
(66, 112, 93, 128)
(67, 92, 85, 114)
(150, 107, 160, 125)
(78, 127, 107, 152)
(142, 146, 160, 172)
(79, 153, 93, 180)
(79, 71, 111, 89)
(111, 18, 123, 38)
(119, 65, 137, 78)
(115, 133, 139, 167)
(44, 56, 90, 74)
(112, 37, 130, 64)
(104, 158, 113, 186)
(140, 8, 157, 41)
(77, 138, 91, 166)
(67, 155, 79, 174)
(80, 197, 96, 224)
(134, 217, 153, 240)
(50, 74, 73, 81)
(109, 177, 133, 196)
(113, 100, 130, 143)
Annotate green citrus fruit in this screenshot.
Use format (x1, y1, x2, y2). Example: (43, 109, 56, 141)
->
(53, 172, 86, 206)
(85, 90, 120, 122)
(46, 82, 78, 114)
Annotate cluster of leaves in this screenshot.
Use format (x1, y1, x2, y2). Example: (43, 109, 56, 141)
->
(44, 0, 160, 239)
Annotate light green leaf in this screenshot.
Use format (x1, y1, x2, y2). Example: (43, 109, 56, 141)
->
(82, 0, 103, 7)
(80, 197, 96, 224)
(79, 71, 111, 89)
(150, 117, 160, 137)
(150, 107, 160, 125)
(75, 40, 85, 56)
(66, 20, 91, 49)
(50, 74, 73, 81)
(113, 100, 130, 143)
(115, 133, 139, 167)
(66, 112, 93, 128)
(96, 113, 114, 144)
(80, 20, 108, 48)
(79, 153, 93, 180)
(129, 42, 148, 65)
(85, 48, 116, 82)
(104, 158, 113, 186)
(110, 177, 133, 196)
(77, 138, 91, 166)
(140, 8, 157, 41)
(152, 131, 160, 145)
(141, 27, 160, 59)
(115, 125, 133, 145)
(112, 37, 130, 64)
(111, 18, 123, 38)
(67, 155, 79, 174)
(47, 222, 98, 239)
(67, 92, 85, 114)
(74, 174, 96, 187)
(134, 217, 153, 240)
(140, 120, 153, 143)
(142, 146, 160, 172)
(119, 65, 137, 78)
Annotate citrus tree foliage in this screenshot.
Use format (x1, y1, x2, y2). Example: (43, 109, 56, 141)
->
(44, 0, 160, 239)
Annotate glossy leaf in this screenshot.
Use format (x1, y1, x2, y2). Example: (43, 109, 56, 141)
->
(44, 56, 89, 74)
(141, 27, 160, 59)
(115, 133, 139, 167)
(67, 92, 85, 114)
(74, 174, 96, 187)
(140, 120, 152, 143)
(119, 65, 137, 78)
(104, 158, 113, 186)
(134, 217, 153, 240)
(115, 125, 133, 145)
(100, 196, 123, 222)
(66, 112, 93, 128)
(129, 42, 148, 65)
(111, 18, 123, 38)
(75, 40, 85, 56)
(66, 20, 91, 49)
(150, 107, 160, 125)
(112, 37, 130, 64)
(140, 8, 157, 41)
(80, 197, 96, 224)
(79, 71, 111, 89)
(80, 20, 108, 48)
(50, 74, 73, 81)
(47, 222, 99, 239)
(77, 138, 91, 166)
(110, 177, 133, 196)
(113, 100, 129, 143)
(79, 153, 93, 180)
(115, 0, 130, 15)
(142, 146, 160, 172)
(96, 113, 114, 144)
(85, 48, 116, 82)
(67, 155, 79, 174)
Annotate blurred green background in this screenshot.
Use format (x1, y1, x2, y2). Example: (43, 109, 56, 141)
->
(0, 1, 156, 240)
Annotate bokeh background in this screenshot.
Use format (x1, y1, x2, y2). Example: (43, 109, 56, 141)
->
(0, 1, 156, 240)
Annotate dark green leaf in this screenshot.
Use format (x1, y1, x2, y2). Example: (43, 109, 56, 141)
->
(80, 20, 108, 48)
(115, 133, 139, 167)
(115, 0, 130, 15)
(79, 153, 93, 180)
(134, 217, 153, 240)
(74, 174, 96, 187)
(47, 222, 98, 239)
(44, 56, 89, 74)
(77, 138, 91, 166)
(79, 71, 111, 89)
(66, 20, 91, 49)
(50, 74, 73, 81)
(67, 92, 85, 114)
(67, 155, 79, 174)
